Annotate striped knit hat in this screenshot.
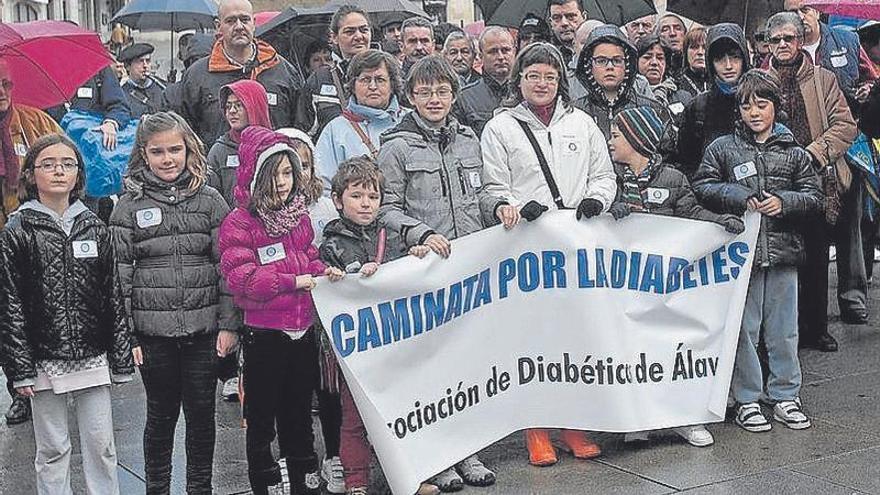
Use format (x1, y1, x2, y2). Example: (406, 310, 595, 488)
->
(613, 106, 665, 158)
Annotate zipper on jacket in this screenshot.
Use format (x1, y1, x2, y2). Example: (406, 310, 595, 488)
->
(439, 165, 448, 197)
(440, 152, 459, 237)
(755, 151, 771, 267)
(456, 167, 467, 195)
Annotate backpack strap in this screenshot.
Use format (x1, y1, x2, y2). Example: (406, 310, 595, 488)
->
(515, 119, 566, 209)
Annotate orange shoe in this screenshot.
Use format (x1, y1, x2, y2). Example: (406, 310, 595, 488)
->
(560, 430, 602, 459)
(525, 429, 557, 466)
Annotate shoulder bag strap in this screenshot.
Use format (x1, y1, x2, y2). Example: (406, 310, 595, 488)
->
(343, 111, 379, 159)
(515, 119, 566, 209)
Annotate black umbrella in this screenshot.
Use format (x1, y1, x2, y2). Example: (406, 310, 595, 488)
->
(257, 0, 427, 68)
(667, 0, 785, 35)
(476, 0, 655, 29)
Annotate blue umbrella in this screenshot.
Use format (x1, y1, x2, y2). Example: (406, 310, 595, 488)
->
(111, 0, 217, 79)
(111, 0, 217, 32)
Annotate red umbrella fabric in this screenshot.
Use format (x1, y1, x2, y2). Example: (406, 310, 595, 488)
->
(0, 21, 112, 109)
(805, 0, 880, 19)
(254, 11, 281, 27)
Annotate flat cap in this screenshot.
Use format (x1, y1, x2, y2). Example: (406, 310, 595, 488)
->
(118, 43, 154, 64)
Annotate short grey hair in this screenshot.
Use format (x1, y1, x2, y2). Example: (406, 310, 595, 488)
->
(766, 11, 805, 40)
(478, 25, 514, 53)
(443, 31, 474, 52)
(401, 16, 434, 41)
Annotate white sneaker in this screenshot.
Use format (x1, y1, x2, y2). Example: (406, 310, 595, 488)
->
(221, 377, 239, 402)
(735, 403, 772, 432)
(322, 456, 346, 494)
(673, 425, 715, 447)
(623, 431, 650, 442)
(829, 245, 837, 262)
(773, 398, 811, 430)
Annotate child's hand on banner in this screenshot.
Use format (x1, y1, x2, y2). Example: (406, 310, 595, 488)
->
(325, 266, 345, 282)
(409, 245, 430, 258)
(360, 262, 379, 277)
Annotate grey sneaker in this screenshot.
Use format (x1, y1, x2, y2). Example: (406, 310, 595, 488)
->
(773, 398, 811, 430)
(428, 467, 463, 492)
(455, 454, 495, 487)
(322, 456, 346, 494)
(735, 403, 771, 433)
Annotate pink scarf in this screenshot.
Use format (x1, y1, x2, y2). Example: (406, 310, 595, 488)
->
(258, 194, 308, 238)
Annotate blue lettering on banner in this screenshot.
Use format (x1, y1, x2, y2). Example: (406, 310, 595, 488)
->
(328, 243, 751, 357)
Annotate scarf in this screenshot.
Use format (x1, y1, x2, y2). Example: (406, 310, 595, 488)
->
(527, 100, 556, 126)
(619, 157, 661, 211)
(0, 109, 19, 192)
(258, 194, 308, 238)
(776, 53, 812, 148)
(208, 39, 281, 79)
(715, 78, 738, 95)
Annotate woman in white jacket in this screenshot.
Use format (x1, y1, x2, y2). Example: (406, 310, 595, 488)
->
(481, 42, 616, 220)
(480, 42, 616, 467)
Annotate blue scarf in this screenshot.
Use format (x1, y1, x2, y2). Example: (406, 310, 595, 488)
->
(715, 78, 738, 95)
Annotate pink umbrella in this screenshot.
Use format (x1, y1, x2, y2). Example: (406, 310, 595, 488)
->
(804, 0, 880, 19)
(254, 11, 281, 27)
(0, 21, 112, 109)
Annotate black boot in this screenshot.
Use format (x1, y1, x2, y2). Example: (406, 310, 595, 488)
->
(248, 463, 282, 495)
(5, 395, 31, 425)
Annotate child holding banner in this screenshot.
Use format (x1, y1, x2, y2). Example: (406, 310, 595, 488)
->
(377, 55, 512, 490)
(218, 126, 332, 495)
(321, 157, 441, 495)
(605, 106, 744, 448)
(693, 70, 822, 433)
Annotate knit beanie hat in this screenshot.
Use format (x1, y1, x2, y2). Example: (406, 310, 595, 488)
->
(613, 106, 665, 158)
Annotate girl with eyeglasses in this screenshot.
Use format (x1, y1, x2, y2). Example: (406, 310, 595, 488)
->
(109, 111, 238, 494)
(0, 133, 133, 494)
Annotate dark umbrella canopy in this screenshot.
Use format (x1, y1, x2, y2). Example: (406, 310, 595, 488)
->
(667, 0, 784, 35)
(476, 0, 654, 28)
(111, 0, 217, 32)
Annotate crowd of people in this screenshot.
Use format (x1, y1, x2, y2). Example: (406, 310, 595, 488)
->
(1, 0, 880, 493)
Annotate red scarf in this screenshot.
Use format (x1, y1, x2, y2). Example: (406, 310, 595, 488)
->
(0, 109, 19, 192)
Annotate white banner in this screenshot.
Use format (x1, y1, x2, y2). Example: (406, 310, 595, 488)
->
(313, 211, 760, 495)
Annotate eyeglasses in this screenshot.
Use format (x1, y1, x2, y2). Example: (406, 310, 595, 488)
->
(768, 34, 798, 45)
(225, 101, 244, 113)
(523, 72, 559, 84)
(35, 160, 78, 173)
(356, 75, 389, 87)
(411, 87, 453, 101)
(592, 56, 626, 68)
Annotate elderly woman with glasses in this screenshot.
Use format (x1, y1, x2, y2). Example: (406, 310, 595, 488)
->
(315, 49, 407, 193)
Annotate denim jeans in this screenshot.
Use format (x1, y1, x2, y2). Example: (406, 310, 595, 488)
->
(835, 181, 868, 314)
(242, 328, 318, 490)
(733, 266, 802, 404)
(139, 333, 217, 495)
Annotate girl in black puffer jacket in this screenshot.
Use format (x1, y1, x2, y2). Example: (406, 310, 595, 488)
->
(694, 71, 822, 435)
(0, 133, 132, 494)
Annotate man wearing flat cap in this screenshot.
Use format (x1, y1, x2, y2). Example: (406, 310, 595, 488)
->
(119, 43, 166, 119)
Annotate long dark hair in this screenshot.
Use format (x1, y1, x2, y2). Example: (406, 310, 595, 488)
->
(19, 133, 86, 204)
(247, 149, 303, 216)
(503, 42, 570, 107)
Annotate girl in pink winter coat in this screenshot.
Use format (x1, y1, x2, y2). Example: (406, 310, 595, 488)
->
(218, 126, 332, 495)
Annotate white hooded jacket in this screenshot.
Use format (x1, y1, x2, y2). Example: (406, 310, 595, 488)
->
(480, 99, 616, 210)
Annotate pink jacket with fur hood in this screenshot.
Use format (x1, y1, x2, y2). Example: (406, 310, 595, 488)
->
(219, 126, 325, 333)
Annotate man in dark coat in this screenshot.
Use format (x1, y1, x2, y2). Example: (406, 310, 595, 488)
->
(173, 0, 307, 145)
(118, 43, 166, 119)
(453, 26, 516, 136)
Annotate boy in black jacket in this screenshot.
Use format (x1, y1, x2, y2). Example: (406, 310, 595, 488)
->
(693, 70, 822, 434)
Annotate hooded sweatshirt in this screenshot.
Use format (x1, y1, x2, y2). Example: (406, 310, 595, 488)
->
(675, 23, 752, 178)
(218, 126, 325, 335)
(572, 24, 671, 144)
(207, 79, 273, 207)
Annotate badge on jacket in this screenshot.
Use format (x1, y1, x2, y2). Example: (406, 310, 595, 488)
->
(14, 142, 27, 156)
(258, 242, 286, 265)
(72, 240, 98, 259)
(77, 87, 94, 99)
(668, 102, 685, 115)
(267, 93, 278, 106)
(226, 155, 240, 168)
(645, 188, 670, 204)
(136, 208, 163, 228)
(733, 161, 758, 181)
(469, 171, 482, 188)
(320, 84, 338, 96)
(830, 48, 848, 68)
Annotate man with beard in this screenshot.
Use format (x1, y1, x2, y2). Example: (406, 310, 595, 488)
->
(548, 0, 585, 66)
(400, 16, 435, 77)
(443, 31, 480, 86)
(454, 26, 516, 136)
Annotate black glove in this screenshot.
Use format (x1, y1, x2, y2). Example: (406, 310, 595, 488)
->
(720, 215, 745, 234)
(575, 198, 604, 220)
(608, 203, 631, 220)
(520, 200, 549, 222)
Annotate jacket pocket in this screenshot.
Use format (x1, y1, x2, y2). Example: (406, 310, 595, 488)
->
(403, 160, 445, 199)
(457, 158, 484, 197)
